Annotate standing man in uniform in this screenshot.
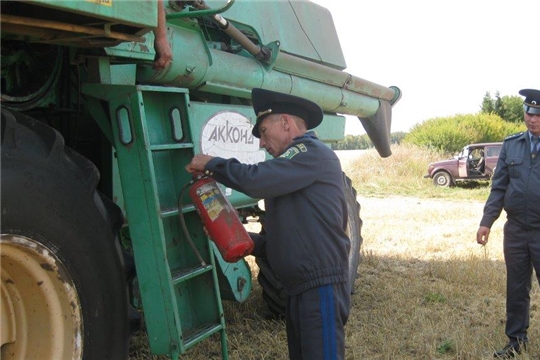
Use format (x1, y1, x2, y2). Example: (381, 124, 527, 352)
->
(476, 88, 540, 359)
(186, 88, 351, 360)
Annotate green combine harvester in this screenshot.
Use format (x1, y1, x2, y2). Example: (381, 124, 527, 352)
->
(0, 1, 400, 358)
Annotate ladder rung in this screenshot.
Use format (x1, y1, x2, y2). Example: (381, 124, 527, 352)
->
(150, 143, 194, 151)
(183, 323, 224, 349)
(160, 208, 179, 218)
(160, 205, 195, 218)
(172, 264, 213, 285)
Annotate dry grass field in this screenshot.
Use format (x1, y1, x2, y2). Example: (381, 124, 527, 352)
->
(129, 145, 540, 359)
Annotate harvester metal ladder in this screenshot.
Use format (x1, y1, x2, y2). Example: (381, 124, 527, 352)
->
(84, 83, 228, 359)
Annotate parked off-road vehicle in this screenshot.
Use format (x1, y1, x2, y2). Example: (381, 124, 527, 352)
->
(425, 142, 502, 187)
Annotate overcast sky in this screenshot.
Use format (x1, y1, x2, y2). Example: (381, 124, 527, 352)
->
(311, 0, 540, 135)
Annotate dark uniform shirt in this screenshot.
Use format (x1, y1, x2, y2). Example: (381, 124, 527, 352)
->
(481, 131, 540, 230)
(205, 131, 350, 296)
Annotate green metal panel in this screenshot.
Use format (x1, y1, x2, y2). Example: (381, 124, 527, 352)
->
(316, 114, 347, 143)
(213, 243, 252, 302)
(83, 84, 231, 358)
(25, 0, 157, 28)
(205, 0, 346, 69)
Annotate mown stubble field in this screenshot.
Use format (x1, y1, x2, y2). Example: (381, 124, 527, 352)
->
(130, 146, 540, 360)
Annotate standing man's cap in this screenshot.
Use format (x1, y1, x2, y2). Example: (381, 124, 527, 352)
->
(251, 88, 323, 138)
(519, 89, 540, 115)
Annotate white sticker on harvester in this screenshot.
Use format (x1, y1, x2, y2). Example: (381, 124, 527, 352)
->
(201, 111, 266, 165)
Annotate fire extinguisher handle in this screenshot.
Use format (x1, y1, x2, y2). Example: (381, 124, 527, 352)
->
(191, 174, 206, 183)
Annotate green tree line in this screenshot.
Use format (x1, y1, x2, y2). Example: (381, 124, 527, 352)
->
(331, 132, 407, 150)
(333, 91, 526, 153)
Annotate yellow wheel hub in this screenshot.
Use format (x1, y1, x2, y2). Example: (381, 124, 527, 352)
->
(1, 234, 82, 359)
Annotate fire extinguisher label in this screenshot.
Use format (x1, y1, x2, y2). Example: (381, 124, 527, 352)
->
(197, 183, 225, 222)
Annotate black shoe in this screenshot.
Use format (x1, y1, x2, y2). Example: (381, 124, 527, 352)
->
(493, 342, 525, 358)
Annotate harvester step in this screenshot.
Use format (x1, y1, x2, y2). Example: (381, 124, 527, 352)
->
(171, 264, 214, 285)
(150, 143, 193, 151)
(183, 323, 224, 349)
(160, 204, 195, 218)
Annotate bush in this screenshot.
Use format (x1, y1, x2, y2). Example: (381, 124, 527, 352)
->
(403, 113, 525, 153)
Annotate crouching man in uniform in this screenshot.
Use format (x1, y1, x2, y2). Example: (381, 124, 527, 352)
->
(186, 88, 351, 360)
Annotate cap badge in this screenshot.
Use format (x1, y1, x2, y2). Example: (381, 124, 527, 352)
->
(257, 109, 272, 119)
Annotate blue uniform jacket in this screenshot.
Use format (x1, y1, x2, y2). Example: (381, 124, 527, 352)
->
(205, 131, 350, 296)
(480, 131, 540, 230)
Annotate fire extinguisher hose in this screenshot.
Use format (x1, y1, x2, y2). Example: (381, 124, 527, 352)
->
(178, 180, 207, 267)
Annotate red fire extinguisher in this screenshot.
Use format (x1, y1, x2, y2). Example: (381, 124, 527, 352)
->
(188, 177, 254, 262)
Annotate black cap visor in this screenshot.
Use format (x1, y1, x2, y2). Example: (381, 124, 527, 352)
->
(251, 88, 323, 138)
(524, 104, 540, 115)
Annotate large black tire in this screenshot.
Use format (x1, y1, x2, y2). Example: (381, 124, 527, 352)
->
(256, 173, 363, 316)
(1, 109, 129, 359)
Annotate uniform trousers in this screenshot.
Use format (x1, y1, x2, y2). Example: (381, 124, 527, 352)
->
(286, 282, 350, 360)
(503, 220, 540, 343)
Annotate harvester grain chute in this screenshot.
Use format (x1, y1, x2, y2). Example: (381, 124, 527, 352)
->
(137, 0, 401, 156)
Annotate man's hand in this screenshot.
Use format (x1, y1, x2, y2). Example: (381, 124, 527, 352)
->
(476, 226, 490, 245)
(153, 0, 173, 70)
(153, 36, 172, 70)
(185, 154, 214, 175)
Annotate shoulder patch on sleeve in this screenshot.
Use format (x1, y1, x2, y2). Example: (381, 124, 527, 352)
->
(280, 146, 300, 159)
(280, 144, 308, 159)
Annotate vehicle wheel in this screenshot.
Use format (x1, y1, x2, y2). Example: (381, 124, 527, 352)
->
(1, 42, 63, 111)
(256, 173, 363, 316)
(433, 171, 453, 187)
(1, 109, 129, 360)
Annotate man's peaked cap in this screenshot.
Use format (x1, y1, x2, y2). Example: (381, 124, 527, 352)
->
(251, 88, 323, 138)
(519, 88, 540, 115)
